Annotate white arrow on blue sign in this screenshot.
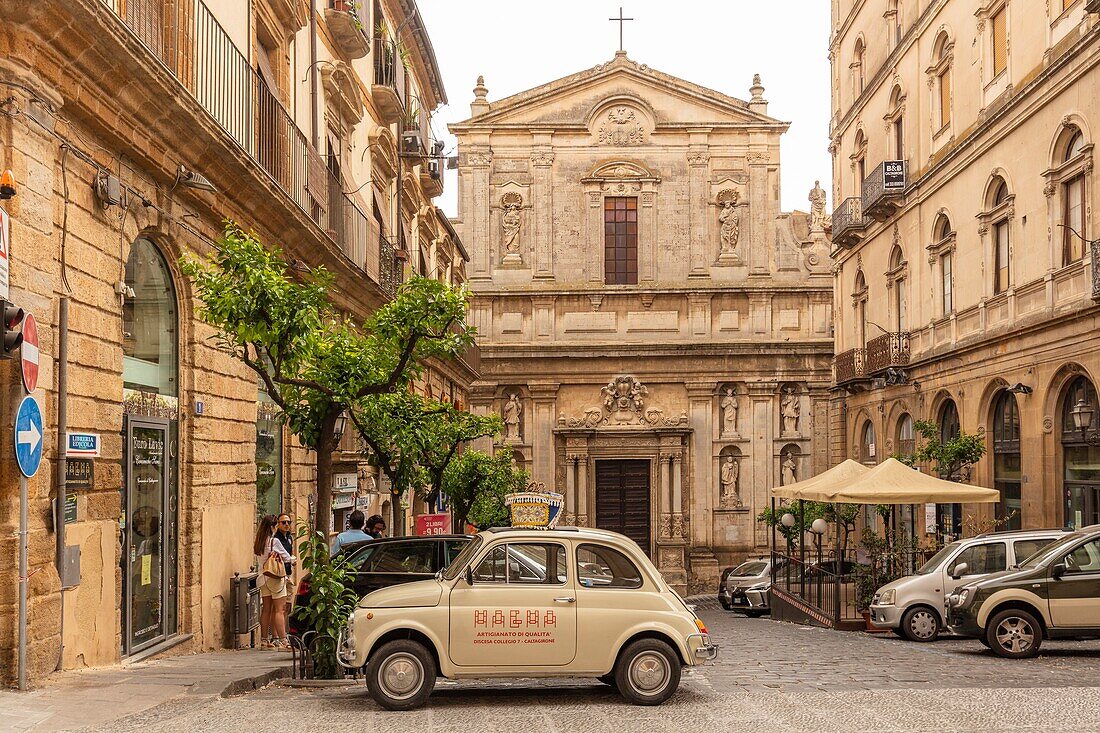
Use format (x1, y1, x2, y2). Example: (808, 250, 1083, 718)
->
(14, 396, 43, 478)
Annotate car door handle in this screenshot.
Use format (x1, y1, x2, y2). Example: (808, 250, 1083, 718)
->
(554, 596, 576, 603)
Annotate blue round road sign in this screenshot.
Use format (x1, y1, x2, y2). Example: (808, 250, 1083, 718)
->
(14, 396, 43, 478)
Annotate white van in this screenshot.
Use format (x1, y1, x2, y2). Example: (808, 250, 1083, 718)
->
(869, 528, 1070, 641)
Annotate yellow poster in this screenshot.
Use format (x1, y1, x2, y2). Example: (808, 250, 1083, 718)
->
(141, 554, 152, 586)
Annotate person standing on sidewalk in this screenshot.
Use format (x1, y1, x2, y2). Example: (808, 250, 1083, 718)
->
(366, 514, 387, 539)
(330, 510, 372, 555)
(273, 514, 296, 644)
(253, 515, 295, 649)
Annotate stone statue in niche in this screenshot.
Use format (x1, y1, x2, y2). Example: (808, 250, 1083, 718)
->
(716, 189, 741, 264)
(781, 388, 800, 435)
(500, 192, 523, 264)
(503, 394, 522, 442)
(720, 387, 738, 437)
(720, 455, 741, 509)
(782, 451, 798, 486)
(809, 180, 828, 232)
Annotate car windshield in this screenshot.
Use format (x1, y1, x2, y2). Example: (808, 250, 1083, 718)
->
(916, 542, 960, 575)
(441, 535, 483, 580)
(731, 561, 767, 576)
(1019, 531, 1084, 568)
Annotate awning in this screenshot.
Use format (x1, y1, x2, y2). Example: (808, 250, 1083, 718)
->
(770, 457, 1001, 504)
(770, 459, 870, 501)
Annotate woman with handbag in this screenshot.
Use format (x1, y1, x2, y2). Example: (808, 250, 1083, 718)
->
(253, 514, 295, 649)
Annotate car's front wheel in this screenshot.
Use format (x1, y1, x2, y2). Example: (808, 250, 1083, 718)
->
(900, 606, 940, 642)
(742, 609, 766, 618)
(365, 639, 436, 710)
(985, 608, 1043, 659)
(614, 638, 682, 706)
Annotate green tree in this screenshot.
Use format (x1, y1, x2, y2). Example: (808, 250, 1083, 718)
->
(443, 450, 528, 530)
(350, 392, 500, 531)
(292, 521, 357, 678)
(909, 419, 986, 481)
(181, 223, 473, 535)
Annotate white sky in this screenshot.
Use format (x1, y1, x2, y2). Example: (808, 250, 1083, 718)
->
(416, 0, 833, 218)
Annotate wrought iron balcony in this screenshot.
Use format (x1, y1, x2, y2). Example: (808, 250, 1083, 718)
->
(831, 197, 866, 248)
(862, 160, 907, 221)
(325, 1, 370, 59)
(865, 331, 911, 375)
(834, 348, 867, 386)
(1092, 239, 1100, 301)
(379, 234, 405, 297)
(373, 38, 406, 123)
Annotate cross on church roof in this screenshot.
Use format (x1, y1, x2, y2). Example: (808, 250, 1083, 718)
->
(609, 6, 634, 52)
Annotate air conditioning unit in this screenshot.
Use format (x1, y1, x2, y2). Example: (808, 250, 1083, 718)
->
(431, 140, 445, 157)
(401, 132, 421, 154)
(428, 158, 441, 180)
(1087, 0, 1100, 13)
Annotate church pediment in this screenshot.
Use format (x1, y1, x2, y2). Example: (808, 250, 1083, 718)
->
(450, 54, 786, 132)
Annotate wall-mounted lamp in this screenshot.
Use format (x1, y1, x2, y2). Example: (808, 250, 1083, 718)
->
(173, 165, 217, 194)
(1071, 397, 1094, 438)
(0, 169, 16, 199)
(1007, 383, 1033, 395)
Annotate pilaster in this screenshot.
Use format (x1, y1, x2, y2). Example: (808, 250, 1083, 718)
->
(527, 381, 560, 491)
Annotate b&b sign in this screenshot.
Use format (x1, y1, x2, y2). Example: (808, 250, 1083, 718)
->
(882, 160, 906, 190)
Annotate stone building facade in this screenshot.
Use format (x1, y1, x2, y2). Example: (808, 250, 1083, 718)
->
(451, 52, 835, 593)
(829, 0, 1100, 534)
(0, 0, 469, 685)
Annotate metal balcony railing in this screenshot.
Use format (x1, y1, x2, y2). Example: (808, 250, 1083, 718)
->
(1091, 239, 1100, 301)
(834, 348, 867, 385)
(831, 197, 866, 247)
(864, 332, 911, 374)
(372, 38, 406, 121)
(862, 160, 907, 221)
(379, 234, 404, 297)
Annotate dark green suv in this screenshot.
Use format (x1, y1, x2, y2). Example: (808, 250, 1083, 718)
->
(946, 524, 1100, 658)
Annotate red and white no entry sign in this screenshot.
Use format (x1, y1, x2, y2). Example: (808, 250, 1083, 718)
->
(21, 312, 39, 393)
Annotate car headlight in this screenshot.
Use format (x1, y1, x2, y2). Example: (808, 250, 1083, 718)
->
(747, 583, 769, 592)
(877, 589, 896, 606)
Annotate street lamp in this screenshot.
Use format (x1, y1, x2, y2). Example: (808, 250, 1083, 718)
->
(333, 411, 350, 443)
(1071, 397, 1094, 439)
(810, 518, 828, 565)
(780, 513, 796, 528)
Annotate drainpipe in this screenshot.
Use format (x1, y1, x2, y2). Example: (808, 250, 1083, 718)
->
(54, 296, 69, 671)
(309, 0, 319, 149)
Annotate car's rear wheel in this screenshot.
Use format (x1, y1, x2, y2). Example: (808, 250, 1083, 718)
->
(985, 608, 1043, 659)
(365, 639, 436, 710)
(900, 606, 940, 642)
(614, 639, 681, 706)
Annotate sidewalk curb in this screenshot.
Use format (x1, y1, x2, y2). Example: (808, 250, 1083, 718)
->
(275, 678, 359, 689)
(219, 666, 292, 697)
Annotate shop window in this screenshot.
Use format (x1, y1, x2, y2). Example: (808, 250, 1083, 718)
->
(256, 384, 283, 519)
(123, 237, 178, 396)
(1061, 376, 1100, 528)
(993, 391, 1022, 529)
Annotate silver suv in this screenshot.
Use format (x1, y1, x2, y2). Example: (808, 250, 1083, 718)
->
(719, 557, 777, 616)
(869, 529, 1070, 641)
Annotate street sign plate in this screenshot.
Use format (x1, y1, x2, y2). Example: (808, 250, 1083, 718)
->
(14, 396, 44, 478)
(66, 432, 100, 457)
(21, 312, 39, 393)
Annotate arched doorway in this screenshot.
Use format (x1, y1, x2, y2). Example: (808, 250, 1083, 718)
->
(121, 237, 179, 655)
(1061, 376, 1100, 529)
(992, 391, 1022, 530)
(937, 399, 962, 539)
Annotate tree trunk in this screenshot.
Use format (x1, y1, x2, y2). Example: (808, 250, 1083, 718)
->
(390, 496, 401, 537)
(314, 409, 339, 537)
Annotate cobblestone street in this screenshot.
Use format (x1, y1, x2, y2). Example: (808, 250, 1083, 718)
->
(83, 603, 1100, 733)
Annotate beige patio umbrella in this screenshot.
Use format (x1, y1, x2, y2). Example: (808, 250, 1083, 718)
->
(769, 459, 871, 501)
(829, 457, 1000, 504)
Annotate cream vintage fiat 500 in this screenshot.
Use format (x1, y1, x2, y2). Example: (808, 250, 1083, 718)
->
(338, 526, 717, 709)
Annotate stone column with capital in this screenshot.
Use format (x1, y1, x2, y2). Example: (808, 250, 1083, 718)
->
(564, 454, 576, 525)
(527, 382, 560, 491)
(462, 143, 493, 279)
(671, 453, 685, 539)
(658, 455, 670, 538)
(686, 381, 718, 549)
(748, 381, 778, 547)
(576, 455, 589, 527)
(747, 151, 771, 275)
(687, 144, 711, 277)
(531, 142, 555, 278)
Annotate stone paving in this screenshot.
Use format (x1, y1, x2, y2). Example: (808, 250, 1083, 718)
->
(73, 602, 1100, 733)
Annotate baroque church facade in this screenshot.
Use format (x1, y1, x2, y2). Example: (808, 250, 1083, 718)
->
(451, 52, 834, 592)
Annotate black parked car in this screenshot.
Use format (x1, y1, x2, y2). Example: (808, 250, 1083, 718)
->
(288, 534, 472, 635)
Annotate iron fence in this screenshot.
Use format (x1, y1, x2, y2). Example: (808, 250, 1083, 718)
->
(831, 196, 865, 245)
(865, 331, 911, 374)
(379, 234, 404, 297)
(373, 38, 406, 107)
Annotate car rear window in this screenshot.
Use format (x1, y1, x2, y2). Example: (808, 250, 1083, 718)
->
(1012, 538, 1055, 565)
(365, 542, 434, 573)
(577, 544, 643, 589)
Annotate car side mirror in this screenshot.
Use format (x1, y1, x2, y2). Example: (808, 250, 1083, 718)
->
(464, 566, 474, 585)
(949, 562, 968, 579)
(1052, 562, 1066, 580)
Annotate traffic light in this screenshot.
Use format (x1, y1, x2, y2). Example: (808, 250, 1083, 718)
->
(2, 299, 24, 358)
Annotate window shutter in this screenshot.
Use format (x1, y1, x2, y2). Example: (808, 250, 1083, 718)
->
(938, 71, 951, 128)
(992, 9, 1007, 76)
